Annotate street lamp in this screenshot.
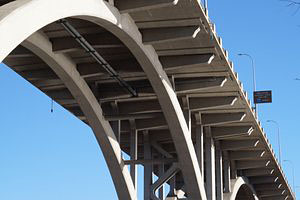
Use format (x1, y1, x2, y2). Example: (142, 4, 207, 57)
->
(284, 160, 295, 193)
(237, 53, 257, 111)
(266, 120, 282, 165)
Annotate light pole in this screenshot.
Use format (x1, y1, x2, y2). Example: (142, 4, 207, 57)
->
(266, 120, 282, 165)
(237, 53, 257, 112)
(284, 160, 295, 193)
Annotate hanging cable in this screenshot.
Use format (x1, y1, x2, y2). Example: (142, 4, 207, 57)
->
(58, 19, 138, 97)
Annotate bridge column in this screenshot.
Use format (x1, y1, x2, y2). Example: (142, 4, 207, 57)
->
(181, 96, 191, 134)
(143, 131, 152, 200)
(205, 126, 216, 200)
(195, 112, 204, 182)
(223, 151, 231, 193)
(158, 154, 165, 199)
(215, 141, 223, 200)
(129, 120, 138, 191)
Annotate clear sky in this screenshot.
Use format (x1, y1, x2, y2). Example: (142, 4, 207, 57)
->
(0, 0, 299, 199)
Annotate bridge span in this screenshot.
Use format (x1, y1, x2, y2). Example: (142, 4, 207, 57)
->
(0, 0, 295, 199)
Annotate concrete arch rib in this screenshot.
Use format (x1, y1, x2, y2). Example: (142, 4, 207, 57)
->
(223, 177, 258, 200)
(0, 0, 206, 199)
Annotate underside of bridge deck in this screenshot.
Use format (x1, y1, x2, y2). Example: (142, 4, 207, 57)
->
(0, 0, 295, 200)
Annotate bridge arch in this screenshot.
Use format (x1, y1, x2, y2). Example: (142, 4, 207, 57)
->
(0, 0, 206, 199)
(223, 177, 258, 200)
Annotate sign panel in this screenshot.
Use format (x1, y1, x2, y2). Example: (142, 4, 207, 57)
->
(254, 90, 272, 104)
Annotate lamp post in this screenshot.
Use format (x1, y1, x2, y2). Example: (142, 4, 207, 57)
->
(266, 120, 282, 165)
(284, 160, 295, 193)
(237, 53, 257, 112)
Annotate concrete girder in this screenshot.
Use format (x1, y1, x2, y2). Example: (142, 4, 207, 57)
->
(189, 96, 237, 111)
(211, 126, 253, 140)
(260, 196, 289, 200)
(221, 139, 260, 151)
(249, 176, 279, 184)
(157, 46, 217, 57)
(50, 33, 123, 53)
(175, 76, 227, 93)
(254, 183, 283, 191)
(241, 168, 275, 177)
(136, 17, 203, 29)
(235, 160, 271, 170)
(76, 59, 143, 76)
(160, 53, 215, 70)
(0, 1, 207, 199)
(257, 189, 286, 197)
(115, 0, 178, 14)
(19, 68, 58, 80)
(201, 112, 246, 126)
(102, 96, 237, 116)
(229, 150, 266, 160)
(142, 26, 201, 45)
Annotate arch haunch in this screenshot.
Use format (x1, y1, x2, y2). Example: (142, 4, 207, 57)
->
(0, 0, 206, 199)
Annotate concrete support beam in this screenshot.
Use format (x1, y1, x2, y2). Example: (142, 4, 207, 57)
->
(202, 112, 246, 126)
(205, 126, 216, 200)
(257, 189, 286, 197)
(175, 77, 227, 93)
(229, 150, 266, 160)
(260, 196, 289, 200)
(160, 53, 215, 70)
(103, 96, 236, 118)
(221, 139, 260, 151)
(235, 160, 271, 170)
(189, 96, 237, 111)
(77, 58, 143, 75)
(143, 131, 152, 200)
(241, 168, 275, 177)
(19, 68, 58, 80)
(142, 26, 201, 45)
(223, 151, 231, 193)
(124, 158, 176, 165)
(195, 113, 204, 182)
(129, 120, 138, 189)
(158, 154, 165, 199)
(215, 142, 223, 200)
(120, 116, 167, 131)
(254, 183, 282, 191)
(50, 33, 122, 53)
(181, 96, 191, 133)
(115, 0, 178, 13)
(212, 126, 253, 140)
(249, 176, 279, 184)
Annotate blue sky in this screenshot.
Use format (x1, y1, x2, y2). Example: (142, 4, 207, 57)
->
(0, 0, 299, 199)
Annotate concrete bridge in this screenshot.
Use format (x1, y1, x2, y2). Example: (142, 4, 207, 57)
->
(0, 0, 295, 199)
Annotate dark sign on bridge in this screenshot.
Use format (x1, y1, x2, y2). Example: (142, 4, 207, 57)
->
(254, 90, 272, 104)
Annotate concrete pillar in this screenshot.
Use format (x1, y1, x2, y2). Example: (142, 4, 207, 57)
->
(230, 160, 237, 180)
(205, 126, 216, 200)
(130, 120, 138, 190)
(223, 151, 231, 193)
(195, 112, 204, 181)
(215, 141, 223, 200)
(143, 131, 152, 200)
(181, 96, 191, 133)
(158, 157, 165, 199)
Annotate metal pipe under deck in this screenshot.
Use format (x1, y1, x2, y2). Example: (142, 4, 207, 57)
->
(58, 19, 138, 97)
